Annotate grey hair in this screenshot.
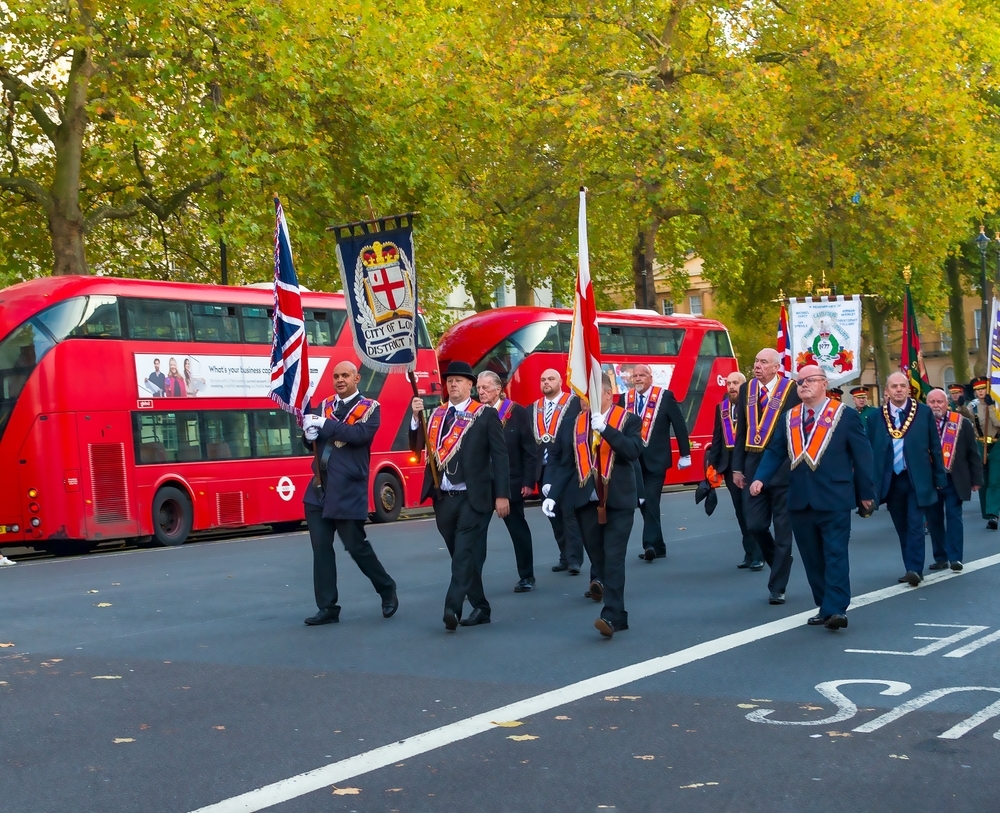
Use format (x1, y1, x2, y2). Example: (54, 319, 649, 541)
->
(477, 371, 503, 389)
(885, 371, 908, 389)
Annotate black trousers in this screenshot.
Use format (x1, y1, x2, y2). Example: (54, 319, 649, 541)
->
(576, 503, 634, 629)
(434, 492, 490, 616)
(639, 470, 667, 555)
(305, 503, 395, 614)
(478, 498, 534, 580)
(724, 469, 761, 563)
(542, 465, 584, 568)
(743, 482, 793, 593)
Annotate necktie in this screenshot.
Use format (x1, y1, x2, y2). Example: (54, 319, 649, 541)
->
(544, 399, 554, 426)
(334, 400, 348, 420)
(938, 418, 945, 439)
(758, 385, 769, 411)
(803, 408, 815, 436)
(892, 410, 906, 474)
(636, 392, 645, 415)
(442, 405, 457, 436)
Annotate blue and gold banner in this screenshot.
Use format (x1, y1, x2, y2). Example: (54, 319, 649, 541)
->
(330, 214, 418, 373)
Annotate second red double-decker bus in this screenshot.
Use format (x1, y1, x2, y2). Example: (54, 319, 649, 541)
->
(437, 306, 738, 485)
(0, 276, 440, 555)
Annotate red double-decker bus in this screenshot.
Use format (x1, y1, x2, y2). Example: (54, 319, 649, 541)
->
(438, 306, 738, 485)
(0, 276, 440, 555)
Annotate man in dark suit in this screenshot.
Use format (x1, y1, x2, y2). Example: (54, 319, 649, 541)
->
(732, 348, 802, 605)
(706, 370, 762, 570)
(925, 388, 983, 572)
(866, 371, 946, 586)
(532, 369, 584, 575)
(410, 361, 510, 631)
(476, 371, 537, 592)
(750, 365, 875, 630)
(300, 361, 397, 625)
(542, 373, 643, 638)
(617, 363, 691, 562)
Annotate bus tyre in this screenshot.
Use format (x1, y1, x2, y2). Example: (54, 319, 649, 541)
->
(269, 521, 303, 534)
(43, 540, 93, 557)
(372, 472, 403, 523)
(152, 486, 193, 547)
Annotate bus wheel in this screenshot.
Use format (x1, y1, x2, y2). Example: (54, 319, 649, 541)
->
(269, 521, 303, 534)
(43, 540, 93, 557)
(372, 472, 403, 523)
(152, 486, 193, 547)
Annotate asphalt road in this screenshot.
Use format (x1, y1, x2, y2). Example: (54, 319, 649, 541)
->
(2, 491, 1000, 813)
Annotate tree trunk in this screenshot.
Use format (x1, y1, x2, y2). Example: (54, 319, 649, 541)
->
(868, 300, 891, 395)
(514, 269, 534, 306)
(945, 254, 971, 384)
(632, 220, 659, 309)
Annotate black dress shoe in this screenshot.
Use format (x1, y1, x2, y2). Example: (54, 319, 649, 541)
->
(514, 578, 535, 593)
(588, 580, 603, 602)
(459, 608, 491, 626)
(749, 560, 765, 571)
(304, 608, 339, 626)
(443, 609, 459, 631)
(552, 563, 569, 572)
(568, 566, 581, 575)
(897, 575, 908, 583)
(594, 617, 614, 638)
(768, 592, 785, 605)
(951, 561, 963, 571)
(824, 614, 848, 630)
(807, 614, 828, 626)
(381, 590, 398, 618)
(903, 571, 922, 587)
(737, 561, 751, 569)
(614, 622, 629, 632)
(928, 561, 950, 571)
(989, 517, 998, 530)
(640, 548, 655, 562)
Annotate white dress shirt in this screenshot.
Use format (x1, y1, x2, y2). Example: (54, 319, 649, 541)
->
(413, 396, 474, 491)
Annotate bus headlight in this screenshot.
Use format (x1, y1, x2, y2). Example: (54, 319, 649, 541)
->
(30, 518, 40, 527)
(27, 488, 38, 498)
(10, 524, 19, 533)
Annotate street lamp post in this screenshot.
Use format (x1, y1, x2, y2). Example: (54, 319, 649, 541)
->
(976, 226, 991, 363)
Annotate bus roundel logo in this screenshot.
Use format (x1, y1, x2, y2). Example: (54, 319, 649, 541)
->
(276, 476, 296, 502)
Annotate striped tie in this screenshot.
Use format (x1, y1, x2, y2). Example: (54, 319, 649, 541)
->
(803, 408, 815, 436)
(758, 386, 768, 411)
(892, 410, 905, 474)
(544, 399, 554, 426)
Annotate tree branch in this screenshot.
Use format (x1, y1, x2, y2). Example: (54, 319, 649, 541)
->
(138, 171, 225, 221)
(0, 175, 54, 212)
(0, 64, 59, 142)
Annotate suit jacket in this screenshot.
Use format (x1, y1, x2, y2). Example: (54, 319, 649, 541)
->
(865, 400, 947, 508)
(410, 403, 510, 514)
(732, 379, 802, 485)
(940, 415, 984, 502)
(706, 398, 739, 474)
(545, 409, 643, 511)
(533, 394, 582, 486)
(499, 402, 537, 500)
(617, 388, 690, 475)
(755, 404, 875, 512)
(303, 398, 379, 521)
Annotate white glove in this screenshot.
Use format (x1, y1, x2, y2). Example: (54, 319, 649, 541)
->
(302, 414, 327, 430)
(592, 414, 607, 433)
(541, 483, 551, 497)
(541, 498, 557, 518)
(304, 426, 319, 441)
(677, 455, 692, 469)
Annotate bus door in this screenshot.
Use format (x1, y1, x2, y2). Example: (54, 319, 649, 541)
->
(76, 411, 139, 540)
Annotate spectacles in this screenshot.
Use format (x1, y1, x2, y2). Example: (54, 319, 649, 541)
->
(796, 376, 827, 387)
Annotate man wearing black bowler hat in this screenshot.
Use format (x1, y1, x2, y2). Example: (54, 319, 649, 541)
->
(411, 360, 510, 631)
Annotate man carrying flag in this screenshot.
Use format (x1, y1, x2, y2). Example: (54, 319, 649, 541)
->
(541, 189, 643, 638)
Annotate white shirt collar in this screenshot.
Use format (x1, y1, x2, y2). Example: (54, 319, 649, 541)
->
(449, 397, 473, 412)
(764, 375, 779, 393)
(889, 399, 909, 417)
(545, 393, 562, 404)
(804, 397, 829, 415)
(336, 391, 361, 407)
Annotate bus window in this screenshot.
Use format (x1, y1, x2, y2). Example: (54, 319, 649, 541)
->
(241, 306, 272, 344)
(0, 320, 57, 444)
(359, 367, 388, 398)
(303, 309, 347, 347)
(133, 411, 201, 463)
(204, 411, 251, 459)
(191, 304, 240, 343)
(648, 327, 684, 356)
(623, 326, 647, 354)
(35, 295, 123, 340)
(473, 321, 561, 380)
(599, 325, 625, 354)
(253, 410, 297, 457)
(123, 299, 192, 341)
(416, 314, 433, 349)
(680, 330, 733, 430)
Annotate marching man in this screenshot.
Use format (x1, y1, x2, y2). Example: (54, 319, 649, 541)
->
(969, 377, 1000, 529)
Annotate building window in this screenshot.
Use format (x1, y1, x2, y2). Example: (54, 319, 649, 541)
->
(940, 314, 952, 353)
(974, 309, 982, 349)
(943, 367, 955, 387)
(661, 299, 674, 316)
(495, 286, 506, 308)
(688, 294, 703, 316)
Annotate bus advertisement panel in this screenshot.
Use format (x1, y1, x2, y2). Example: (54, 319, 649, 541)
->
(0, 276, 440, 555)
(437, 306, 739, 486)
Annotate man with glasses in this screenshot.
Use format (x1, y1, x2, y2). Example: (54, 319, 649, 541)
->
(732, 348, 801, 605)
(750, 366, 875, 630)
(866, 371, 946, 586)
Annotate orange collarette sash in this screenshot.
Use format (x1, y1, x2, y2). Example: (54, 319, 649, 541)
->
(427, 402, 487, 467)
(533, 391, 572, 443)
(746, 377, 793, 451)
(322, 396, 377, 425)
(787, 401, 844, 470)
(939, 410, 962, 473)
(574, 405, 628, 485)
(624, 386, 663, 446)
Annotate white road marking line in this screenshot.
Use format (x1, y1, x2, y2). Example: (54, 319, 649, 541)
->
(188, 550, 1000, 813)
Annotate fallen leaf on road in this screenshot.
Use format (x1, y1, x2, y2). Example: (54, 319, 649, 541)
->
(95, 603, 112, 608)
(113, 738, 135, 744)
(140, 724, 150, 730)
(331, 787, 360, 795)
(0, 681, 8, 685)
(889, 754, 910, 760)
(737, 704, 758, 709)
(751, 699, 772, 702)
(0, 643, 14, 648)
(604, 696, 621, 702)
(680, 783, 705, 789)
(49, 658, 62, 663)
(88, 590, 99, 594)
(620, 695, 641, 700)
(554, 716, 571, 720)
(800, 704, 823, 711)
(507, 734, 539, 741)
(386, 788, 402, 793)
(634, 755, 655, 760)
(492, 721, 523, 728)
(92, 676, 122, 680)
(213, 726, 226, 730)
(677, 527, 686, 530)
(827, 732, 852, 738)
(111, 583, 120, 586)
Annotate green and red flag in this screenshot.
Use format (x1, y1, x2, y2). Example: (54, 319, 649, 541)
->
(900, 285, 932, 400)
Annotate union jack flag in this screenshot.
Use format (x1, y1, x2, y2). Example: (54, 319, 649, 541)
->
(776, 303, 792, 378)
(269, 197, 311, 420)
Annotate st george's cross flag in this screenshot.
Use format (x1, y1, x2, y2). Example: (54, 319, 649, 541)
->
(776, 303, 793, 378)
(269, 196, 311, 420)
(567, 187, 603, 419)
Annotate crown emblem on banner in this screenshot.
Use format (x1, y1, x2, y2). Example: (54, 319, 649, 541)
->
(362, 241, 399, 267)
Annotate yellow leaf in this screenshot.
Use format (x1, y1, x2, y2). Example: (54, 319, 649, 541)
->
(386, 788, 402, 792)
(507, 734, 539, 741)
(737, 704, 758, 709)
(492, 721, 523, 728)
(331, 787, 361, 795)
(827, 732, 852, 738)
(0, 643, 14, 648)
(213, 726, 225, 730)
(113, 738, 135, 744)
(92, 675, 122, 680)
(554, 716, 571, 720)
(95, 603, 112, 608)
